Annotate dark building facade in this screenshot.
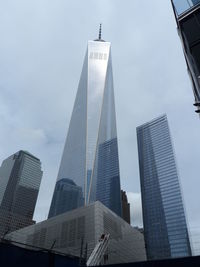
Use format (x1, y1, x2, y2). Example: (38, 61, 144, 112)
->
(96, 138, 121, 217)
(48, 178, 84, 218)
(137, 115, 191, 260)
(121, 190, 130, 224)
(1, 241, 200, 267)
(171, 0, 200, 113)
(0, 150, 43, 236)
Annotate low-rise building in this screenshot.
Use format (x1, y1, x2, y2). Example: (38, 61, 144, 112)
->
(6, 201, 146, 265)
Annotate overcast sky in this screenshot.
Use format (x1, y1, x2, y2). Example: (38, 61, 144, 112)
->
(0, 0, 200, 253)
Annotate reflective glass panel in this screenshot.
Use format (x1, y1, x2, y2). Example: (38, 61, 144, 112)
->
(173, 0, 200, 15)
(49, 40, 122, 218)
(137, 115, 191, 260)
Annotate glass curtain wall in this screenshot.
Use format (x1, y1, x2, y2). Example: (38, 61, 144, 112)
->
(137, 115, 191, 260)
(171, 0, 200, 112)
(49, 38, 122, 218)
(173, 0, 200, 15)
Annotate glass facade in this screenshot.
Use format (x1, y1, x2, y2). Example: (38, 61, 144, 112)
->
(48, 178, 84, 218)
(0, 150, 43, 236)
(171, 0, 200, 113)
(49, 38, 122, 218)
(172, 0, 200, 15)
(137, 115, 191, 260)
(96, 138, 121, 216)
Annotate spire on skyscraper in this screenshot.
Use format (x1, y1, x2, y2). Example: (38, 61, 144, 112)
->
(95, 23, 105, 42)
(99, 23, 102, 40)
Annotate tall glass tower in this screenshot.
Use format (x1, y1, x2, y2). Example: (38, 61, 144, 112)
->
(49, 26, 122, 218)
(171, 0, 200, 113)
(0, 150, 43, 236)
(137, 115, 191, 260)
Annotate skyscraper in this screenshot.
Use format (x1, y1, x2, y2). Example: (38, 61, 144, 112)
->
(121, 190, 130, 224)
(171, 0, 200, 113)
(137, 115, 191, 260)
(0, 150, 43, 236)
(49, 26, 122, 218)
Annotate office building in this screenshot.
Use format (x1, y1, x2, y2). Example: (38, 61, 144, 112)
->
(121, 190, 130, 224)
(6, 201, 146, 265)
(171, 0, 200, 113)
(49, 26, 122, 218)
(0, 150, 43, 236)
(137, 115, 191, 260)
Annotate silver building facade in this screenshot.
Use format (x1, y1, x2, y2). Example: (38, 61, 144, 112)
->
(6, 201, 146, 265)
(0, 150, 43, 236)
(137, 115, 191, 260)
(49, 30, 122, 218)
(171, 0, 200, 113)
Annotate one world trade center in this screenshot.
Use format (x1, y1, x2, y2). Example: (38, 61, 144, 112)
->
(48, 26, 122, 218)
